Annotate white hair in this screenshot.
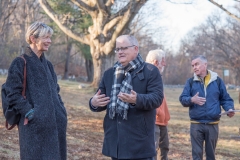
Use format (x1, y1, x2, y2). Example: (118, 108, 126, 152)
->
(191, 55, 207, 63)
(116, 35, 139, 47)
(25, 22, 53, 44)
(146, 49, 165, 63)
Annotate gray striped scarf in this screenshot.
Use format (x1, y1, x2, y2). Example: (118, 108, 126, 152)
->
(109, 54, 144, 120)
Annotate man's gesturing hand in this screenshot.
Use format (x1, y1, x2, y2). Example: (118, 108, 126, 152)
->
(91, 89, 110, 107)
(191, 92, 206, 106)
(227, 109, 235, 118)
(118, 90, 137, 104)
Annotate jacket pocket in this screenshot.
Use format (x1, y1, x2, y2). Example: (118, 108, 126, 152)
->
(27, 104, 38, 124)
(130, 115, 148, 137)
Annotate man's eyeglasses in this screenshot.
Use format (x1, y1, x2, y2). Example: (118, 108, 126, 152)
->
(114, 45, 135, 53)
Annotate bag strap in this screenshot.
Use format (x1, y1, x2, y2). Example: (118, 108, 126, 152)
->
(5, 55, 27, 130)
(5, 121, 18, 130)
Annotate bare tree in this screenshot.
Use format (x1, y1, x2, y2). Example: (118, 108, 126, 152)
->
(166, 0, 240, 21)
(209, 0, 240, 21)
(39, 0, 149, 87)
(0, 0, 19, 68)
(11, 0, 42, 54)
(0, 0, 19, 36)
(178, 10, 240, 85)
(62, 36, 73, 80)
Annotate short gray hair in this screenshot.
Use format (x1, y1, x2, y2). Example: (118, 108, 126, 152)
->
(116, 35, 139, 47)
(191, 55, 207, 63)
(146, 49, 165, 63)
(25, 22, 53, 44)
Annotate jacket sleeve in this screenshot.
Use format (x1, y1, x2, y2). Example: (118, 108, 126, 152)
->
(89, 71, 107, 112)
(179, 78, 194, 107)
(5, 57, 33, 116)
(135, 66, 164, 110)
(218, 78, 234, 111)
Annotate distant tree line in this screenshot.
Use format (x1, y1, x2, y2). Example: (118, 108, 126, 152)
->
(174, 7, 240, 85)
(0, 0, 240, 86)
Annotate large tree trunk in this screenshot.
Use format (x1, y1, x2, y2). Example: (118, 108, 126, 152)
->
(39, 0, 147, 88)
(91, 52, 115, 88)
(85, 59, 93, 82)
(63, 40, 72, 80)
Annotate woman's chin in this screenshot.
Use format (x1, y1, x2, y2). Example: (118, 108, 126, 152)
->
(41, 48, 49, 52)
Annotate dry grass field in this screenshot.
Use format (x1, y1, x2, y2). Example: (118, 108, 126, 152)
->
(0, 76, 239, 160)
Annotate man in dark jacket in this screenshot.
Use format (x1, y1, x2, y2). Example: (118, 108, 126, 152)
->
(89, 35, 164, 160)
(179, 55, 235, 160)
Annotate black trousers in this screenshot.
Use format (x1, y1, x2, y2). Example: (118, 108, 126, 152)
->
(112, 157, 154, 160)
(155, 125, 169, 160)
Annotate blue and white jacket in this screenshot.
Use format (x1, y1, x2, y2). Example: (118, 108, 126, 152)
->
(179, 70, 234, 123)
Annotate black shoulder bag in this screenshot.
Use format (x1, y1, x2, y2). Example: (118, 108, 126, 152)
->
(1, 56, 27, 130)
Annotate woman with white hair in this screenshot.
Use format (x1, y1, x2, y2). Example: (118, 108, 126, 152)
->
(4, 22, 67, 159)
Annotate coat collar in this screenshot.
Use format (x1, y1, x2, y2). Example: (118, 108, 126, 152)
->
(193, 69, 218, 82)
(131, 62, 145, 79)
(24, 46, 45, 60)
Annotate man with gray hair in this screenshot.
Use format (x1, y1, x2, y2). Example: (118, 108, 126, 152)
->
(146, 49, 170, 160)
(179, 55, 235, 160)
(89, 35, 164, 159)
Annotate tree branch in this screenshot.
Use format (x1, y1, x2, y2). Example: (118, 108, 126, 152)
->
(53, 51, 78, 66)
(102, 17, 122, 36)
(96, 0, 115, 29)
(110, 2, 130, 21)
(166, 0, 193, 4)
(3, 0, 19, 21)
(0, 0, 19, 33)
(96, 0, 108, 15)
(103, 0, 147, 54)
(70, 0, 96, 13)
(102, 1, 134, 33)
(105, 0, 115, 15)
(209, 0, 240, 22)
(39, 0, 90, 45)
(105, 0, 115, 7)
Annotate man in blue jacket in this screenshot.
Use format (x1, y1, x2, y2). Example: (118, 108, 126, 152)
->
(179, 55, 235, 160)
(89, 35, 164, 160)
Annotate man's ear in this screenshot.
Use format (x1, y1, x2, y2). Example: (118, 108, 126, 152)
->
(134, 45, 139, 53)
(153, 60, 158, 66)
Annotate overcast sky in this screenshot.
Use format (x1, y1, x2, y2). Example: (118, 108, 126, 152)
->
(143, 0, 238, 53)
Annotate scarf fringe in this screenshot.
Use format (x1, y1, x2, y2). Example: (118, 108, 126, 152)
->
(123, 109, 128, 120)
(109, 108, 116, 119)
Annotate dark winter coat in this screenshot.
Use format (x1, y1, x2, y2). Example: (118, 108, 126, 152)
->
(89, 62, 164, 159)
(4, 47, 67, 160)
(179, 70, 234, 123)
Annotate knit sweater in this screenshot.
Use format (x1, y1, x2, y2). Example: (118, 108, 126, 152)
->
(155, 97, 170, 126)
